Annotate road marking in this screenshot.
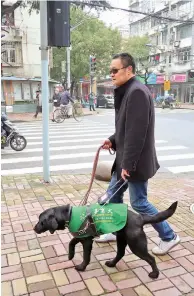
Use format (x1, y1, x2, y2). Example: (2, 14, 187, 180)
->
(1, 162, 113, 176)
(157, 145, 187, 151)
(17, 124, 109, 131)
(3, 152, 194, 165)
(158, 153, 194, 161)
(1, 151, 109, 164)
(1, 143, 184, 155)
(26, 132, 113, 140)
(166, 165, 194, 173)
(1, 144, 104, 154)
(24, 137, 109, 146)
(21, 128, 114, 137)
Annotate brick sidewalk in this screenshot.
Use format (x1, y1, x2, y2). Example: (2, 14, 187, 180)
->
(1, 174, 194, 296)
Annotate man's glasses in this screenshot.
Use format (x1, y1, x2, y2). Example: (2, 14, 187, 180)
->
(109, 66, 129, 75)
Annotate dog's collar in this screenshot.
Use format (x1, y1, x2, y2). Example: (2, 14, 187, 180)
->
(64, 205, 72, 228)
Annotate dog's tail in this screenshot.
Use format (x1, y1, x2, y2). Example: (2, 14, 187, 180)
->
(141, 202, 178, 226)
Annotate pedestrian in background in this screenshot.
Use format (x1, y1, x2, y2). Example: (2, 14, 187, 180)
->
(51, 89, 61, 122)
(60, 87, 74, 118)
(89, 92, 96, 111)
(96, 52, 180, 255)
(33, 90, 42, 118)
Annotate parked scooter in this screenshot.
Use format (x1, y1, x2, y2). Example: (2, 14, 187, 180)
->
(1, 113, 27, 151)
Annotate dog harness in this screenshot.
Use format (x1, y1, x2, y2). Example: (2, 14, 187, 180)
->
(69, 203, 128, 238)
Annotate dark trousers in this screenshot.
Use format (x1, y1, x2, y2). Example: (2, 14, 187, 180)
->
(89, 104, 95, 111)
(34, 106, 42, 118)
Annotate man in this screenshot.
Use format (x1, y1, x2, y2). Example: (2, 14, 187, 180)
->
(33, 90, 42, 118)
(60, 87, 74, 118)
(96, 53, 180, 255)
(89, 92, 96, 111)
(51, 89, 61, 122)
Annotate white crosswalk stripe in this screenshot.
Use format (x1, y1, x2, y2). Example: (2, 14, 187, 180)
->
(155, 108, 194, 114)
(1, 119, 194, 176)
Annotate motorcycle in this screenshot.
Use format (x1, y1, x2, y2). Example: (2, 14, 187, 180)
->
(1, 114, 27, 151)
(161, 95, 176, 110)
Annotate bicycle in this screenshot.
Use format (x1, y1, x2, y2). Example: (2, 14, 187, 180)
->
(175, 100, 181, 108)
(53, 101, 84, 123)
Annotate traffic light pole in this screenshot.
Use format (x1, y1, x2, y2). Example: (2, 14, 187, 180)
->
(67, 47, 71, 89)
(40, 0, 50, 182)
(165, 0, 171, 96)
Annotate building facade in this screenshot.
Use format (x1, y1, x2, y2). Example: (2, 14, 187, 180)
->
(1, 4, 56, 113)
(128, 0, 194, 103)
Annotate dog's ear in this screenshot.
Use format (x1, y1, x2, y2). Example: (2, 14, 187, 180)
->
(63, 204, 71, 220)
(49, 216, 58, 234)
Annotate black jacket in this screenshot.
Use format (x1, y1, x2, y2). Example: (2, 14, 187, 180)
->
(109, 77, 160, 181)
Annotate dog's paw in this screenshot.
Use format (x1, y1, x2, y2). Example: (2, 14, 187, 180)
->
(75, 264, 86, 272)
(149, 270, 159, 279)
(105, 260, 116, 268)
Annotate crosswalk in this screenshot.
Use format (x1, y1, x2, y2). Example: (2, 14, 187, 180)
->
(155, 108, 194, 114)
(1, 118, 194, 176)
(96, 108, 194, 116)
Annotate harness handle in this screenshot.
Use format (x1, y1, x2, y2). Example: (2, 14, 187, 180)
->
(79, 145, 115, 206)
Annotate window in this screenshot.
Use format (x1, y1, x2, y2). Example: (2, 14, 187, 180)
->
(178, 48, 191, 63)
(162, 30, 167, 45)
(178, 25, 192, 39)
(1, 41, 22, 65)
(1, 11, 14, 26)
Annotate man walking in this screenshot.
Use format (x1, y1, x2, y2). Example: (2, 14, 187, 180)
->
(96, 53, 180, 255)
(51, 89, 61, 121)
(89, 92, 96, 111)
(33, 90, 42, 118)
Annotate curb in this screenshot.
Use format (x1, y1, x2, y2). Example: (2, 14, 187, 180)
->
(155, 106, 194, 111)
(11, 112, 100, 123)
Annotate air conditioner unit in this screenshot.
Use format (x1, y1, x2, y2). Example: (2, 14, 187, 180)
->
(159, 45, 166, 51)
(179, 11, 187, 17)
(14, 28, 23, 37)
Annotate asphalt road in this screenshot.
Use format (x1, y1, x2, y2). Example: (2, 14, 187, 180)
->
(1, 108, 194, 176)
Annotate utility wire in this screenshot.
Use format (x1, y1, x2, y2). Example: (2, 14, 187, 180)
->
(78, 2, 194, 24)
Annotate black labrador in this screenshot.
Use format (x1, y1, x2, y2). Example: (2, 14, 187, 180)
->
(34, 201, 177, 279)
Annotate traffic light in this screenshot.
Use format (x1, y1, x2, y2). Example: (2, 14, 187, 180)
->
(90, 55, 96, 73)
(47, 1, 70, 47)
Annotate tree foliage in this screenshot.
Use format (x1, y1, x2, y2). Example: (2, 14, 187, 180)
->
(1, 0, 110, 18)
(121, 35, 150, 61)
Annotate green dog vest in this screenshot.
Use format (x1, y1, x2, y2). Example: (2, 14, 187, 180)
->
(69, 203, 128, 237)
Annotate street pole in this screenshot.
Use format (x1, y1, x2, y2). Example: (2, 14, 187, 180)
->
(191, 15, 194, 69)
(40, 0, 50, 182)
(66, 47, 71, 89)
(89, 55, 92, 94)
(66, 20, 88, 91)
(165, 0, 171, 96)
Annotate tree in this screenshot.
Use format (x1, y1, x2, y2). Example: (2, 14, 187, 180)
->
(121, 35, 152, 84)
(1, 0, 110, 18)
(50, 7, 122, 91)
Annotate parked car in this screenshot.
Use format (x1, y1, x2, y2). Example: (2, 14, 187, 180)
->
(96, 94, 114, 108)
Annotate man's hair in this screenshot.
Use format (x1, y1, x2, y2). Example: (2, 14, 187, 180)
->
(112, 53, 136, 74)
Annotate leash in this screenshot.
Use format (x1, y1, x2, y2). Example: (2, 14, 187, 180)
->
(79, 145, 115, 206)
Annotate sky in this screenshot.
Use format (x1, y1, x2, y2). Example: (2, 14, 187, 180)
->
(98, 0, 130, 29)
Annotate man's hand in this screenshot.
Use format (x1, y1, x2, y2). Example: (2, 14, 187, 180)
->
(102, 139, 112, 150)
(121, 169, 130, 181)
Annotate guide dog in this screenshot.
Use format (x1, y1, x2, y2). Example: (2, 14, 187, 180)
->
(34, 201, 177, 278)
